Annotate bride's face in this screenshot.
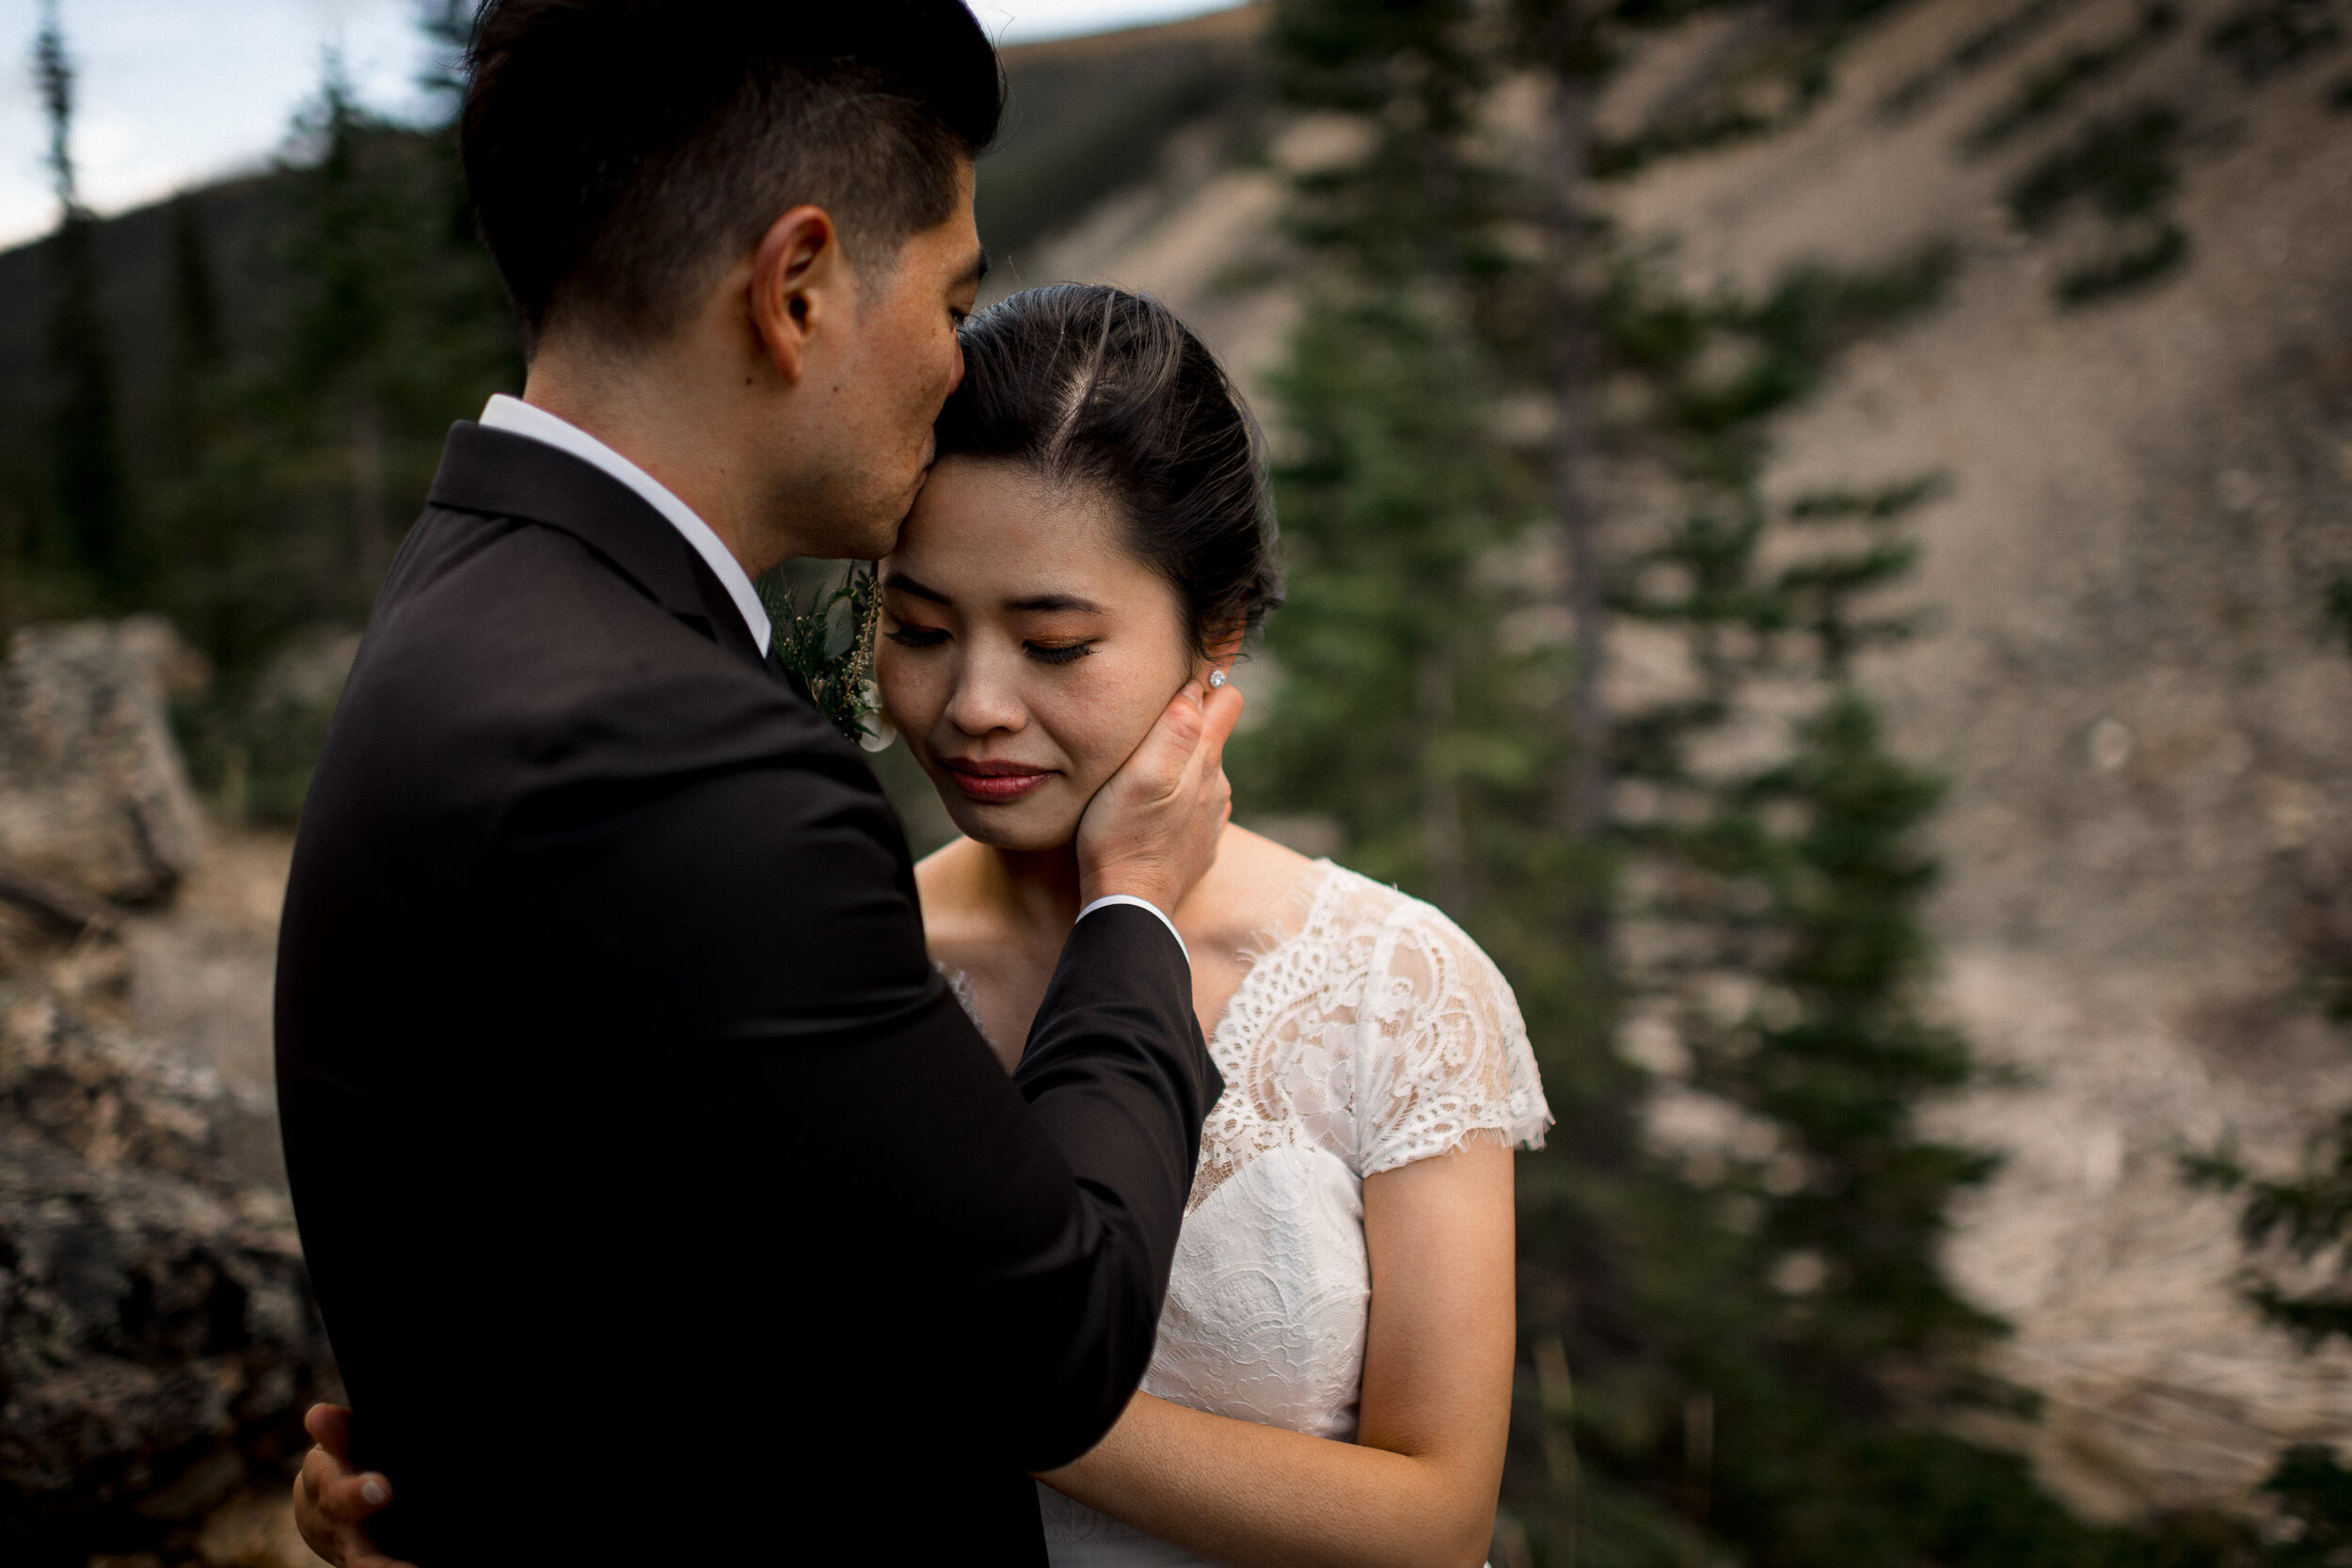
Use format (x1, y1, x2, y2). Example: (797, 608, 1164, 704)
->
(877, 456, 1199, 853)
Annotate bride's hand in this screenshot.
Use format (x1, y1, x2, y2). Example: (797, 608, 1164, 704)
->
(1075, 677, 1244, 917)
(293, 1403, 414, 1568)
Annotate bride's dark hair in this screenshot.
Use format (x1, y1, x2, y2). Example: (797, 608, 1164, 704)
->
(934, 285, 1283, 656)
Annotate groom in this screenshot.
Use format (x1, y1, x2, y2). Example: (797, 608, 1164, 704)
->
(273, 3, 1236, 1563)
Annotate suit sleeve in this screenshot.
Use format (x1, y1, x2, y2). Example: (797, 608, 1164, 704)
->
(507, 751, 1219, 1469)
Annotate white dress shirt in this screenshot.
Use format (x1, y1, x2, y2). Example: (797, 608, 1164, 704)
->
(478, 394, 771, 657)
(474, 397, 1187, 958)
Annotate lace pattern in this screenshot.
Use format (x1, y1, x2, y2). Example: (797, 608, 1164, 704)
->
(1190, 861, 1550, 1209)
(956, 863, 1550, 1566)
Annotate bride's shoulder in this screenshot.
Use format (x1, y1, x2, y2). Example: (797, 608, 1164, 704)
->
(1309, 860, 1485, 949)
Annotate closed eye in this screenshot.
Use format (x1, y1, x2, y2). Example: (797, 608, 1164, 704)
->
(1025, 641, 1094, 666)
(885, 625, 949, 649)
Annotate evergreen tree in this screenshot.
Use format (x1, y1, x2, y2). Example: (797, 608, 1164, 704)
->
(2182, 567, 2352, 1564)
(162, 194, 227, 473)
(32, 0, 134, 593)
(1244, 5, 2281, 1566)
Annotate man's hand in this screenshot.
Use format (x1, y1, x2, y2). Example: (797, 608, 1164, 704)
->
(294, 1404, 413, 1568)
(1075, 677, 1245, 917)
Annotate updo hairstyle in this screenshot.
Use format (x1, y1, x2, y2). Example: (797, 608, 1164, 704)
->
(934, 285, 1283, 657)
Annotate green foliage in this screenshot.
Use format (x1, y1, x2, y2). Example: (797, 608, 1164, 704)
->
(1880, 0, 2096, 121)
(2328, 575, 2352, 655)
(167, 73, 517, 819)
(2182, 556, 2352, 1560)
(2186, 1111, 2352, 1349)
(2262, 1445, 2352, 1567)
(2008, 103, 2185, 229)
(761, 562, 884, 744)
(1963, 2, 2181, 155)
(5, 54, 525, 822)
(1236, 5, 2261, 1566)
(2005, 103, 2191, 304)
(1581, 0, 1921, 179)
(32, 3, 134, 596)
(40, 214, 133, 590)
(2055, 221, 2189, 304)
(2206, 0, 2346, 82)
(1249, 4, 2347, 1564)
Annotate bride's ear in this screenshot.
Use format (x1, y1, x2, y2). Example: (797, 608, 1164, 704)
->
(747, 205, 842, 385)
(1200, 625, 1247, 685)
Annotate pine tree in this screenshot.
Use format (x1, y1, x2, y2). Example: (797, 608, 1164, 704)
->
(1247, 5, 2278, 1566)
(2182, 562, 2352, 1564)
(33, 0, 134, 594)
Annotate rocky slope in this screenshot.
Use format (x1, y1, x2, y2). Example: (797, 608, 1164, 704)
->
(0, 621, 326, 1567)
(1001, 0, 2352, 1523)
(1600, 0, 2352, 1518)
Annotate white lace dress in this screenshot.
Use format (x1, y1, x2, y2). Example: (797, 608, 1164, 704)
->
(956, 861, 1551, 1567)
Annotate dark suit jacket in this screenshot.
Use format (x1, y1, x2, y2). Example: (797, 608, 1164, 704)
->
(275, 423, 1222, 1565)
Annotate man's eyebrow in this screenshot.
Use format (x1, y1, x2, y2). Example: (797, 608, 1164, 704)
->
(957, 248, 991, 290)
(1011, 593, 1104, 614)
(882, 572, 950, 605)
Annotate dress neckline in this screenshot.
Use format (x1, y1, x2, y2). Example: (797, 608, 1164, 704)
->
(1204, 857, 1342, 1061)
(941, 857, 1343, 1061)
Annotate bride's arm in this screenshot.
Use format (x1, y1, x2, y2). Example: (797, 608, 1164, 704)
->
(1037, 1142, 1516, 1568)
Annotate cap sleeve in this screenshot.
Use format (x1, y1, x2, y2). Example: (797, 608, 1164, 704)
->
(1356, 903, 1552, 1177)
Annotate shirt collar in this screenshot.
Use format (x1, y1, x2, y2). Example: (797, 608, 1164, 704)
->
(478, 394, 771, 656)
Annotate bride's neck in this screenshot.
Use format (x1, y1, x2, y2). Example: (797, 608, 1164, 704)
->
(974, 842, 1087, 950)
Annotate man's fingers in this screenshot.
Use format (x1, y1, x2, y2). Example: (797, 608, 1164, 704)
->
(306, 1402, 354, 1456)
(321, 1470, 394, 1522)
(1126, 680, 1207, 796)
(1196, 682, 1245, 773)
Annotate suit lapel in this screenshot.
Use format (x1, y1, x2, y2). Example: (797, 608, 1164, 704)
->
(425, 421, 768, 669)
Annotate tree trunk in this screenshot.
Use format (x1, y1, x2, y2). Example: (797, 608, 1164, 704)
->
(1549, 58, 1610, 843)
(351, 389, 388, 598)
(1419, 649, 1469, 913)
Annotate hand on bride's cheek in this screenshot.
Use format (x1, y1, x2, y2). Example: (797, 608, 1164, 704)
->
(872, 457, 1199, 853)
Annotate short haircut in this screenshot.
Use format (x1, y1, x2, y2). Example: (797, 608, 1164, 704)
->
(461, 0, 1002, 356)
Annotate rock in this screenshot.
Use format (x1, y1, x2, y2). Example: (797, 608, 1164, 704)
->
(0, 619, 208, 909)
(0, 631, 333, 1560)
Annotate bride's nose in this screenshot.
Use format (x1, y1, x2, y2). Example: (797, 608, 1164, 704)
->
(943, 643, 1029, 736)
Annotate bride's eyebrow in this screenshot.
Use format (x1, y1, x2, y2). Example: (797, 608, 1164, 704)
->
(882, 572, 950, 604)
(1009, 593, 1104, 614)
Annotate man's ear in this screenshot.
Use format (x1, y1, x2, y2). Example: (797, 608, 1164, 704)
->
(748, 205, 846, 385)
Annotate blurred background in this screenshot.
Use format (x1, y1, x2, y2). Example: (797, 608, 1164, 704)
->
(2, 0, 2349, 1564)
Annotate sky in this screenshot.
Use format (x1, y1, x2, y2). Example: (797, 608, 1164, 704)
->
(0, 0, 1245, 249)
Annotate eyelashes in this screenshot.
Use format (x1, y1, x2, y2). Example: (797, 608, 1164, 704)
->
(1024, 641, 1094, 666)
(882, 626, 1096, 666)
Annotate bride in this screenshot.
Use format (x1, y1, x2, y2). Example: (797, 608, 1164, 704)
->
(297, 284, 1550, 1568)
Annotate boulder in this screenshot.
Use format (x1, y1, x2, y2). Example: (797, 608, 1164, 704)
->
(0, 971, 336, 1562)
(0, 620, 333, 1564)
(0, 619, 208, 909)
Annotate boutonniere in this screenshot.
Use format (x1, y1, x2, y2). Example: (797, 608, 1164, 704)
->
(760, 562, 892, 750)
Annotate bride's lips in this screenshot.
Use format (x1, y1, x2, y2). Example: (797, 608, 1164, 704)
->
(942, 757, 1056, 803)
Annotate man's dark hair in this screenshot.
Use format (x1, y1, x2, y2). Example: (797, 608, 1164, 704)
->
(461, 0, 1002, 355)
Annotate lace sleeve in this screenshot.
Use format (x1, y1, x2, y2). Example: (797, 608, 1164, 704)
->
(1356, 903, 1552, 1177)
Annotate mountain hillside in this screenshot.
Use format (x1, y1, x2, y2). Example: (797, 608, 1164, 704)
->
(1009, 0, 2352, 1521)
(0, 0, 2345, 1535)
